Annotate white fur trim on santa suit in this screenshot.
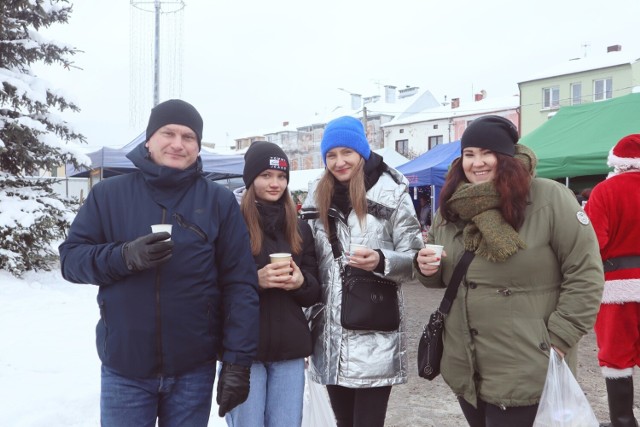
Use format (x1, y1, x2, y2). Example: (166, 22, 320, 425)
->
(607, 134, 640, 176)
(602, 366, 634, 378)
(602, 279, 640, 304)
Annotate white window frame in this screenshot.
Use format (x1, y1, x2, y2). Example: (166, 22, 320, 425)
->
(570, 83, 582, 105)
(593, 78, 613, 101)
(542, 86, 560, 109)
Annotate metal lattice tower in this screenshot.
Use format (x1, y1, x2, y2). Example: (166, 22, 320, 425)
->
(129, 1, 185, 126)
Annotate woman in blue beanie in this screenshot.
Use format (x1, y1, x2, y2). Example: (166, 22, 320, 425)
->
(300, 116, 423, 427)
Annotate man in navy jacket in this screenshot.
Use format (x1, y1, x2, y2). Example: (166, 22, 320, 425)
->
(59, 99, 259, 426)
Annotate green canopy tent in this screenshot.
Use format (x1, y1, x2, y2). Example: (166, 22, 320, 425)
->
(520, 92, 640, 179)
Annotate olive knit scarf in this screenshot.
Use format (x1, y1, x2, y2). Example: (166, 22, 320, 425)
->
(448, 144, 537, 262)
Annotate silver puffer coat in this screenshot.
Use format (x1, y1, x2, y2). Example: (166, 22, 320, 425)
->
(301, 166, 423, 387)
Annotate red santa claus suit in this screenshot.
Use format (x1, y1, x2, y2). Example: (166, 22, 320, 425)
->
(585, 134, 640, 378)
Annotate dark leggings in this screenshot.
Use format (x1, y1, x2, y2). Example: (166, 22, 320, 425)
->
(326, 384, 392, 427)
(458, 396, 539, 427)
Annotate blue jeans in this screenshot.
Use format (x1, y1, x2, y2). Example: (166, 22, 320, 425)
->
(225, 358, 305, 427)
(100, 362, 215, 427)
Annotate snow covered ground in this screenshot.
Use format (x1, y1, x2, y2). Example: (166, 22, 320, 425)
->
(0, 269, 226, 426)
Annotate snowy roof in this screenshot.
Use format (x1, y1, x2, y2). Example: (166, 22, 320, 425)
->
(518, 50, 640, 83)
(295, 88, 441, 129)
(382, 95, 520, 127)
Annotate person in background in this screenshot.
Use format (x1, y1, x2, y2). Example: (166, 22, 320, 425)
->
(580, 187, 592, 207)
(418, 193, 432, 229)
(584, 134, 640, 427)
(300, 116, 423, 427)
(59, 99, 259, 426)
(228, 141, 321, 427)
(415, 115, 604, 427)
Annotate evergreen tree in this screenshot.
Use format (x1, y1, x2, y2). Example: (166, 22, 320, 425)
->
(0, 0, 88, 277)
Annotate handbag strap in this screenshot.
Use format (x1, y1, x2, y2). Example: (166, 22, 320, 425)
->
(328, 216, 343, 260)
(438, 250, 475, 315)
(328, 217, 349, 279)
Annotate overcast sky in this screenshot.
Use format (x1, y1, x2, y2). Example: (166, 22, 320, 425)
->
(36, 0, 640, 151)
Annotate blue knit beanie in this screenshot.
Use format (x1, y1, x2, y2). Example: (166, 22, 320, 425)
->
(320, 116, 371, 165)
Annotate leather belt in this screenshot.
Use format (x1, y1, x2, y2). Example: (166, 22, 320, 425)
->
(603, 256, 640, 273)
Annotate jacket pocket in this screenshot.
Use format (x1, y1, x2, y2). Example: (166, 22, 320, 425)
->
(173, 213, 207, 241)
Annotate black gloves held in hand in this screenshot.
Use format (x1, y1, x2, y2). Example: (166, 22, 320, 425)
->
(217, 363, 251, 417)
(121, 232, 174, 271)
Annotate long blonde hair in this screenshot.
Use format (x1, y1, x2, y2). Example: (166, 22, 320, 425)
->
(315, 157, 368, 231)
(240, 185, 302, 256)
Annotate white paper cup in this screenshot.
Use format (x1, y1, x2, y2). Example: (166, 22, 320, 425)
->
(151, 224, 172, 241)
(349, 243, 367, 255)
(269, 253, 292, 264)
(424, 244, 444, 265)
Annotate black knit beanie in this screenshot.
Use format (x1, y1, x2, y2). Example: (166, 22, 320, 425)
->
(243, 141, 290, 188)
(461, 115, 519, 157)
(146, 99, 204, 148)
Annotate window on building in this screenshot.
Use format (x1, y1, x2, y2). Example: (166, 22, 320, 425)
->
(428, 135, 443, 150)
(570, 83, 582, 105)
(399, 129, 404, 134)
(593, 78, 613, 101)
(433, 124, 439, 129)
(395, 139, 409, 157)
(542, 86, 560, 109)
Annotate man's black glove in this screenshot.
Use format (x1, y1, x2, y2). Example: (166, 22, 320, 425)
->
(216, 363, 250, 417)
(121, 232, 174, 271)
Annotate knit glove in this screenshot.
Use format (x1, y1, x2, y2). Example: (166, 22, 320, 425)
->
(121, 232, 173, 271)
(217, 363, 251, 417)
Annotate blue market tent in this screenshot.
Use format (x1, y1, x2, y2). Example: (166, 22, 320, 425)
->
(66, 132, 245, 181)
(396, 140, 460, 187)
(396, 140, 460, 213)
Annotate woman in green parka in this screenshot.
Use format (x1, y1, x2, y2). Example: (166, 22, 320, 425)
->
(415, 116, 604, 427)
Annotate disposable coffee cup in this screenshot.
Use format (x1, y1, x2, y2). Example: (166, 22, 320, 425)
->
(349, 243, 367, 255)
(151, 224, 172, 241)
(269, 253, 292, 264)
(424, 244, 444, 265)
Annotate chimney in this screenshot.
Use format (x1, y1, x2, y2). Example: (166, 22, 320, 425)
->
(607, 44, 622, 53)
(384, 85, 397, 103)
(474, 93, 483, 101)
(451, 98, 460, 109)
(350, 94, 362, 110)
(398, 86, 419, 99)
(282, 121, 289, 127)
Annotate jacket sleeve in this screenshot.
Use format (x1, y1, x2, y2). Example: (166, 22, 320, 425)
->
(290, 219, 321, 307)
(546, 183, 604, 352)
(216, 190, 260, 367)
(380, 191, 424, 283)
(59, 183, 131, 286)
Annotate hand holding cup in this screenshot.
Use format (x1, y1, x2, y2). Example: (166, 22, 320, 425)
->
(347, 243, 379, 271)
(416, 244, 445, 277)
(257, 253, 301, 290)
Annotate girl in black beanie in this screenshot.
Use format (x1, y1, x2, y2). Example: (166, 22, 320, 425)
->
(227, 141, 321, 427)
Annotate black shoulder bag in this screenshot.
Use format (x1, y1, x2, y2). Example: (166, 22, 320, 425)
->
(417, 250, 475, 380)
(328, 218, 400, 332)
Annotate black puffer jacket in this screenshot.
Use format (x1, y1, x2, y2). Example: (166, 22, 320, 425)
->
(242, 194, 321, 362)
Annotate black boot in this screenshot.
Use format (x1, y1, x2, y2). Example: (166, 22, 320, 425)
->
(606, 377, 638, 427)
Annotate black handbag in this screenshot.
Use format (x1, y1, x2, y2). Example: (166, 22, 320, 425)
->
(341, 269, 400, 331)
(417, 250, 475, 380)
(328, 218, 400, 332)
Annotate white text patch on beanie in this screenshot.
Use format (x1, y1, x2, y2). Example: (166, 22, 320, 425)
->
(269, 156, 288, 171)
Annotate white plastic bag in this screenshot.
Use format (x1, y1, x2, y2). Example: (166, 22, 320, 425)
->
(533, 348, 599, 427)
(301, 369, 337, 427)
